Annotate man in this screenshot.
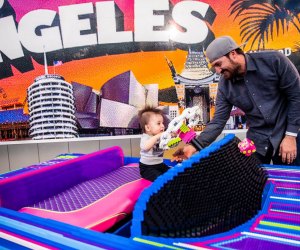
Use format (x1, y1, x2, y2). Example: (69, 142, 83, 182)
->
(173, 36, 300, 164)
(295, 134, 300, 165)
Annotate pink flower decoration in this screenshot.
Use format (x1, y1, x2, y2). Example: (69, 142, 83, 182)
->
(238, 138, 256, 156)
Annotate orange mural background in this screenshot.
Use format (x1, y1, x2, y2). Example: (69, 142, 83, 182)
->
(1, 0, 300, 106)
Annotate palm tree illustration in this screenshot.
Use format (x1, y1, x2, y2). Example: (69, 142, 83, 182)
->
(229, 0, 300, 50)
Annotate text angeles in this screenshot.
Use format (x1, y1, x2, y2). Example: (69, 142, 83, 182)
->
(0, 0, 215, 77)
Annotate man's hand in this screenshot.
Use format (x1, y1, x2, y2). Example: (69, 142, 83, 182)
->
(279, 135, 297, 164)
(172, 144, 197, 162)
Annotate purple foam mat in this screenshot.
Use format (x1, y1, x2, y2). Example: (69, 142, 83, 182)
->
(31, 166, 141, 212)
(275, 186, 300, 196)
(270, 203, 300, 214)
(1, 147, 124, 211)
(267, 170, 300, 179)
(219, 236, 299, 249)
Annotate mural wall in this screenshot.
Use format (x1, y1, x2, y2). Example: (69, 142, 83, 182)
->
(0, 0, 299, 140)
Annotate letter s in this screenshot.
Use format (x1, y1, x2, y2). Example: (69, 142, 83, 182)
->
(171, 1, 210, 44)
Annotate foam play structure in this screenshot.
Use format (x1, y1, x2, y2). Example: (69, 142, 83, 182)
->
(132, 135, 267, 239)
(1, 134, 299, 249)
(0, 146, 152, 232)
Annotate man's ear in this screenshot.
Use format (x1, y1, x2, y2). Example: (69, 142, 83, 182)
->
(230, 50, 237, 59)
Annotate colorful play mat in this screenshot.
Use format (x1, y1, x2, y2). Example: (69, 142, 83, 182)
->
(0, 134, 299, 249)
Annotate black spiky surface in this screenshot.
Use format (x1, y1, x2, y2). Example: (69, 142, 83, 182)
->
(141, 137, 267, 238)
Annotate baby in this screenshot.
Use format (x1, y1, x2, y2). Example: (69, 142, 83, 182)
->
(138, 106, 170, 181)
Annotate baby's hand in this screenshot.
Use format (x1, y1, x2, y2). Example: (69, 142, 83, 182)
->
(171, 132, 177, 138)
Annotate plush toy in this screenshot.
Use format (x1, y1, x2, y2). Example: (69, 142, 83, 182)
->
(238, 138, 256, 156)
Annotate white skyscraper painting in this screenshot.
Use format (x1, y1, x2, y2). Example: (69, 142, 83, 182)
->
(27, 74, 78, 139)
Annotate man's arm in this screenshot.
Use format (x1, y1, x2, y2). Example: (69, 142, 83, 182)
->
(276, 52, 300, 163)
(172, 88, 232, 162)
(196, 88, 233, 148)
(277, 52, 300, 134)
(279, 135, 297, 164)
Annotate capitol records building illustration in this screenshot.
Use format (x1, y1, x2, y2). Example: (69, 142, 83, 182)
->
(27, 74, 78, 139)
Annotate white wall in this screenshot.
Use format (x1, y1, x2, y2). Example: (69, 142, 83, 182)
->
(0, 130, 247, 174)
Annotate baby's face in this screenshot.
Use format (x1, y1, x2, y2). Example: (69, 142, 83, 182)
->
(145, 114, 165, 136)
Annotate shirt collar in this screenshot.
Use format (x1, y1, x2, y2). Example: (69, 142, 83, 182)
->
(245, 53, 257, 71)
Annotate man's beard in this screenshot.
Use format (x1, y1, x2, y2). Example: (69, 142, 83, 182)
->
(221, 69, 232, 79)
(222, 62, 240, 80)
